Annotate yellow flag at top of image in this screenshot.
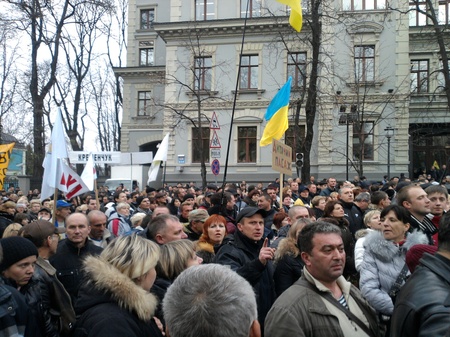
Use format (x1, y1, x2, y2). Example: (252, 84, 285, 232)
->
(277, 0, 303, 32)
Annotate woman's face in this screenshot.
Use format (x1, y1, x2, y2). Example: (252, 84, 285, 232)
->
(382, 210, 410, 243)
(283, 196, 291, 206)
(251, 194, 260, 201)
(317, 199, 326, 211)
(368, 213, 382, 231)
(187, 252, 203, 268)
(138, 267, 157, 291)
(3, 255, 36, 286)
(331, 203, 345, 218)
(207, 222, 226, 244)
(174, 199, 181, 207)
(6, 206, 15, 215)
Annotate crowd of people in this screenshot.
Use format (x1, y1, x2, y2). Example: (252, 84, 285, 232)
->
(0, 173, 450, 337)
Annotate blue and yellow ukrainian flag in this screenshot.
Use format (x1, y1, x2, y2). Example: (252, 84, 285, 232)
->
(260, 77, 292, 147)
(277, 0, 303, 32)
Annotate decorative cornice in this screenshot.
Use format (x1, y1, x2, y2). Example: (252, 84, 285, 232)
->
(113, 66, 165, 78)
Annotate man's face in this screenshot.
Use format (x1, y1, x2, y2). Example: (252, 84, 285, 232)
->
(403, 187, 430, 217)
(300, 189, 310, 198)
(66, 214, 90, 247)
(181, 205, 193, 219)
(289, 207, 310, 223)
(257, 196, 271, 211)
(226, 195, 236, 210)
(116, 193, 127, 203)
(56, 207, 71, 219)
(328, 178, 337, 189)
(88, 199, 98, 211)
(139, 198, 151, 210)
(428, 192, 447, 216)
(301, 233, 345, 283)
(89, 213, 107, 240)
(237, 214, 264, 241)
(308, 184, 317, 194)
(290, 182, 299, 193)
(30, 203, 41, 213)
(380, 196, 391, 209)
(267, 188, 277, 201)
(153, 207, 170, 218)
(339, 187, 354, 203)
(38, 210, 51, 220)
(159, 219, 187, 244)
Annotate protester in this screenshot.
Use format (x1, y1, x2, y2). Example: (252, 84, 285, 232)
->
(163, 264, 260, 337)
(107, 202, 132, 236)
(354, 210, 382, 272)
(87, 210, 114, 248)
(72, 235, 163, 337)
(195, 214, 227, 263)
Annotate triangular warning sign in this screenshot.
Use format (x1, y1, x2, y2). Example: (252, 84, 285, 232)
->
(210, 130, 221, 148)
(210, 111, 220, 129)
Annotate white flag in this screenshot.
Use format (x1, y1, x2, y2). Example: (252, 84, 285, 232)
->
(41, 108, 69, 200)
(81, 153, 97, 191)
(147, 132, 170, 184)
(56, 159, 90, 199)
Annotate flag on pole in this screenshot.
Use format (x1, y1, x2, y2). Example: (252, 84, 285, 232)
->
(277, 0, 303, 32)
(260, 77, 292, 147)
(41, 108, 69, 200)
(433, 160, 440, 170)
(0, 143, 15, 190)
(81, 153, 97, 191)
(56, 159, 90, 199)
(148, 132, 170, 184)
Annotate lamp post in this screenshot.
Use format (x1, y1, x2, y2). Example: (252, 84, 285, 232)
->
(385, 127, 394, 180)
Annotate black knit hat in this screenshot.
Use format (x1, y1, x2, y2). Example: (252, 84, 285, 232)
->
(0, 236, 38, 272)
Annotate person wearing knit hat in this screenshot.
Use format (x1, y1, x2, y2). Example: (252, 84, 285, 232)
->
(184, 209, 209, 241)
(0, 236, 38, 281)
(405, 244, 438, 273)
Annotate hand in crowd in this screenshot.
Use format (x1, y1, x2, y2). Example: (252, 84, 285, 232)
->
(259, 237, 276, 265)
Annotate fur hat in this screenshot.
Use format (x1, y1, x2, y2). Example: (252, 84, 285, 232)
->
(0, 237, 38, 272)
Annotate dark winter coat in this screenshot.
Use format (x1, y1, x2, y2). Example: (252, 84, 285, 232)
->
(73, 256, 163, 337)
(274, 253, 304, 297)
(0, 211, 13, 237)
(50, 239, 103, 304)
(213, 230, 276, 327)
(340, 200, 365, 237)
(390, 253, 450, 337)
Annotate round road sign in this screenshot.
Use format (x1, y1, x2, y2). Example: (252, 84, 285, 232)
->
(211, 159, 220, 176)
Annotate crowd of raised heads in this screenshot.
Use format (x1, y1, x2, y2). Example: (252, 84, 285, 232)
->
(0, 171, 450, 337)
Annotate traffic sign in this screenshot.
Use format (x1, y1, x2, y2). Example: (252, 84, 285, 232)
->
(210, 112, 220, 129)
(210, 130, 221, 148)
(211, 159, 220, 176)
(210, 149, 221, 158)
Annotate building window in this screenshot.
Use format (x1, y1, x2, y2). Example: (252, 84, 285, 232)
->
(410, 60, 429, 93)
(285, 125, 306, 160)
(238, 127, 257, 163)
(342, 0, 387, 10)
(353, 122, 374, 161)
(192, 127, 210, 163)
(239, 55, 259, 89)
(287, 52, 307, 89)
(194, 56, 212, 91)
(241, 0, 262, 18)
(354, 45, 375, 83)
(140, 9, 155, 29)
(196, 0, 215, 20)
(409, 1, 427, 26)
(139, 41, 154, 66)
(439, 0, 450, 24)
(138, 91, 152, 116)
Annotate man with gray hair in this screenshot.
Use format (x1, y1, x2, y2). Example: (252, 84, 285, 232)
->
(141, 214, 187, 244)
(163, 264, 260, 337)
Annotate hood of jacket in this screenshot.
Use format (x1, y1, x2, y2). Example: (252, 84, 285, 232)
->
(77, 255, 158, 321)
(364, 229, 429, 262)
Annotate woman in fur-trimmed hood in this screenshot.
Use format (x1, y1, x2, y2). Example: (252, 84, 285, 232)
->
(72, 235, 163, 337)
(359, 205, 429, 319)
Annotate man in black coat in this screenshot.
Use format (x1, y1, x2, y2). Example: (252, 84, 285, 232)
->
(391, 212, 450, 337)
(50, 213, 102, 305)
(214, 207, 275, 334)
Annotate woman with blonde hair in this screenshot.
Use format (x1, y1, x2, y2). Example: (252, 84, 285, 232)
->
(354, 210, 382, 271)
(273, 218, 311, 297)
(2, 223, 22, 238)
(73, 235, 163, 337)
(0, 201, 16, 238)
(195, 214, 227, 263)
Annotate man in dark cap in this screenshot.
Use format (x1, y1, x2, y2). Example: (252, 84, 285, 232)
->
(214, 207, 275, 334)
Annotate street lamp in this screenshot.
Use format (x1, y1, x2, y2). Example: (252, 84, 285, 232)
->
(385, 126, 394, 180)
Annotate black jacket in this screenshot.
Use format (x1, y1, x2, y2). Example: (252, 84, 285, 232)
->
(274, 253, 304, 297)
(73, 256, 163, 337)
(213, 230, 276, 327)
(341, 200, 365, 237)
(50, 239, 103, 305)
(390, 253, 450, 337)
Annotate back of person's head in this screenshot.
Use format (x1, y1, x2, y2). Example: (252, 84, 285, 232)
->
(147, 214, 178, 240)
(2, 223, 22, 238)
(439, 212, 450, 252)
(298, 221, 341, 254)
(100, 235, 159, 281)
(371, 191, 388, 205)
(355, 191, 370, 203)
(156, 240, 195, 280)
(396, 183, 416, 205)
(163, 264, 258, 337)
